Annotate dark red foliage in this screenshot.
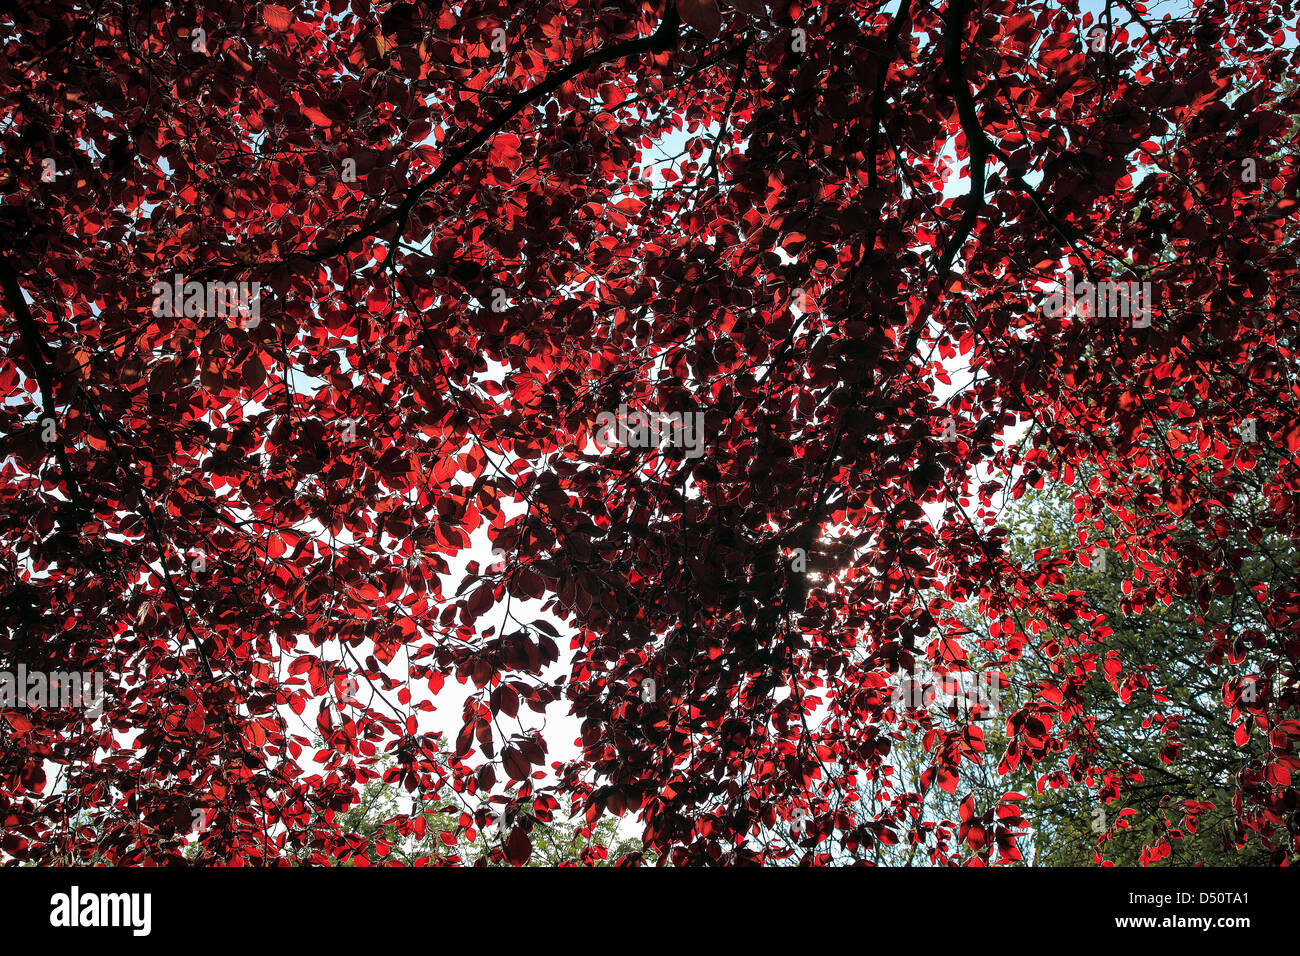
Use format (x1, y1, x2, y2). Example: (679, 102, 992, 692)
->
(1, 0, 1299, 865)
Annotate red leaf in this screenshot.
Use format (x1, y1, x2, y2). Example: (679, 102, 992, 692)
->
(677, 0, 722, 37)
(301, 105, 332, 127)
(466, 583, 494, 618)
(503, 747, 529, 780)
(264, 4, 294, 32)
(504, 827, 532, 866)
(6, 713, 32, 735)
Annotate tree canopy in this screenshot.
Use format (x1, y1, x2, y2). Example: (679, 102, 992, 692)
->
(1, 0, 1299, 865)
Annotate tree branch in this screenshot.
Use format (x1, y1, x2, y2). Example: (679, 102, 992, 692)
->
(196, 5, 682, 279)
(0, 255, 86, 514)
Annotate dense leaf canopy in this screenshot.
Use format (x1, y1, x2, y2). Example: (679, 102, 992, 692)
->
(1, 0, 1299, 865)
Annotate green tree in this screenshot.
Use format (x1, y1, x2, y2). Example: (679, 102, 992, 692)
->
(1000, 484, 1279, 866)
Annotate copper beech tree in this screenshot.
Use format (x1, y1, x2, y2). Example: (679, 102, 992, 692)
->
(1, 0, 1298, 866)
